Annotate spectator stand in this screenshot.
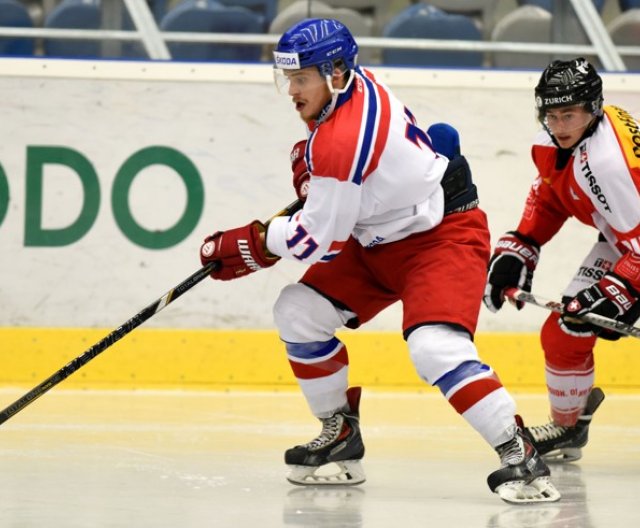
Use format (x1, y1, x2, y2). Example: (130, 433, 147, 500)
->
(0, 0, 636, 70)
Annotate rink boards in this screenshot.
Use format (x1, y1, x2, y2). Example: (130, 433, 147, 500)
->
(1, 61, 638, 395)
(1, 328, 638, 391)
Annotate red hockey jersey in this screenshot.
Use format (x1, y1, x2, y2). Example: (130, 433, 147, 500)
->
(517, 105, 640, 289)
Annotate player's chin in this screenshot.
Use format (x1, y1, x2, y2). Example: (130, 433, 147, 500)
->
(297, 106, 313, 123)
(555, 135, 574, 148)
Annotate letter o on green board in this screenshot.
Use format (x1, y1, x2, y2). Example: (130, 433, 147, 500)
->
(112, 146, 204, 249)
(0, 164, 8, 227)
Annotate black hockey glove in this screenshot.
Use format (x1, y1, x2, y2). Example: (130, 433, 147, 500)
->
(483, 231, 540, 312)
(562, 272, 639, 341)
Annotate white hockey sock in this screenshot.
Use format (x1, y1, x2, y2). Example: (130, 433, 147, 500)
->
(545, 364, 594, 426)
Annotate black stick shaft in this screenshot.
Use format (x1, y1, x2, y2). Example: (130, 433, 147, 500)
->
(0, 263, 214, 425)
(0, 199, 303, 426)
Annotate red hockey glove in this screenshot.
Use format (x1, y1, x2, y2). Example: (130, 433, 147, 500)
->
(290, 139, 310, 201)
(562, 272, 639, 340)
(483, 231, 540, 312)
(199, 221, 279, 281)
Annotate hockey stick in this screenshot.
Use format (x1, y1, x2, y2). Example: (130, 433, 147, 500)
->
(0, 198, 303, 426)
(504, 287, 640, 339)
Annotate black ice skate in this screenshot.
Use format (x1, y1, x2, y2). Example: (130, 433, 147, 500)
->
(488, 415, 561, 504)
(524, 387, 605, 463)
(286, 386, 365, 486)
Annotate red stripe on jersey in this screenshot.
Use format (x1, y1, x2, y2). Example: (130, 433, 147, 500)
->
(289, 344, 349, 380)
(362, 71, 391, 181)
(447, 376, 503, 414)
(328, 240, 346, 253)
(552, 408, 582, 426)
(308, 84, 366, 183)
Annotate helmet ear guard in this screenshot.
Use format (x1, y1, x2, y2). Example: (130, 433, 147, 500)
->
(534, 57, 603, 125)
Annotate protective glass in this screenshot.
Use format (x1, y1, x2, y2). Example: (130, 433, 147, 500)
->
(273, 67, 328, 95)
(541, 105, 595, 134)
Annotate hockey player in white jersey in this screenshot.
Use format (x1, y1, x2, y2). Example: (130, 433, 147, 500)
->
(484, 58, 640, 462)
(199, 18, 559, 503)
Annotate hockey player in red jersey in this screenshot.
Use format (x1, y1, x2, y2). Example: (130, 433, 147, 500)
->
(484, 57, 640, 462)
(199, 18, 559, 503)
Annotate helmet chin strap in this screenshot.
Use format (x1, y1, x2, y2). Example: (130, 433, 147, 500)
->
(315, 69, 356, 126)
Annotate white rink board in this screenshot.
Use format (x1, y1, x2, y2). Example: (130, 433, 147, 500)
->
(0, 59, 638, 332)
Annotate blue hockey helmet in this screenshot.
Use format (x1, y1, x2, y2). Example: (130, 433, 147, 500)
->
(273, 18, 358, 77)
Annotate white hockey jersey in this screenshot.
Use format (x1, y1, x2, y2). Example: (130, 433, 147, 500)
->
(267, 66, 449, 265)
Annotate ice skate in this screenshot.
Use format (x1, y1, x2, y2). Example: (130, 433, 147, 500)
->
(488, 415, 561, 504)
(524, 387, 605, 463)
(286, 387, 365, 486)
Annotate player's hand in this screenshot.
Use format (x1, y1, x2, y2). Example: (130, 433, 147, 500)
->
(290, 140, 310, 201)
(199, 221, 279, 281)
(483, 231, 540, 312)
(562, 272, 638, 340)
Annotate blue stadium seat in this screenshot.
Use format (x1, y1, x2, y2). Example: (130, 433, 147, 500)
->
(217, 0, 277, 31)
(618, 0, 640, 11)
(382, 4, 483, 67)
(149, 0, 170, 21)
(161, 0, 263, 62)
(43, 0, 102, 58)
(0, 0, 35, 56)
(426, 1, 501, 40)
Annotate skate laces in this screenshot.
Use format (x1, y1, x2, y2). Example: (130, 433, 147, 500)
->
(527, 422, 568, 443)
(497, 432, 525, 467)
(304, 414, 346, 450)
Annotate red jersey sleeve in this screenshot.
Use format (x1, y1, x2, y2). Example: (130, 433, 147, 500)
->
(516, 145, 569, 245)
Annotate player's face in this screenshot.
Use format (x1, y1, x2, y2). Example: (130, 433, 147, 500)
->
(543, 105, 594, 148)
(282, 67, 331, 123)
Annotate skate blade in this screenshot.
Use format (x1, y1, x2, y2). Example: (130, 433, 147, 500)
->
(495, 476, 561, 504)
(542, 447, 582, 464)
(287, 460, 366, 486)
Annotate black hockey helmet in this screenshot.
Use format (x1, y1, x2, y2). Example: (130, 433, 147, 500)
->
(534, 57, 603, 124)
